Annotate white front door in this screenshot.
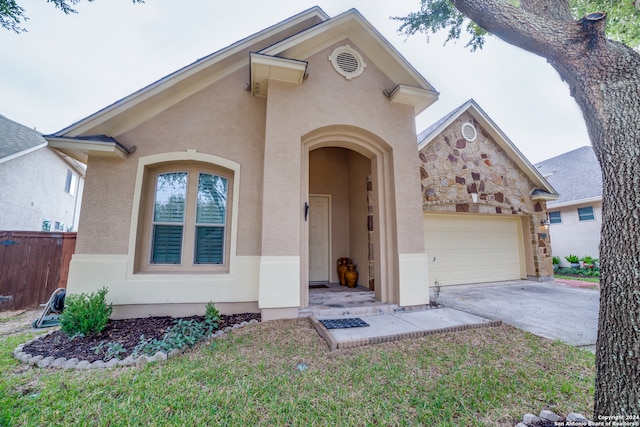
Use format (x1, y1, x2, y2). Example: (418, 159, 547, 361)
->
(308, 195, 330, 282)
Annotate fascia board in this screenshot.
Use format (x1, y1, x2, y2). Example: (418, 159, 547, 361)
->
(55, 8, 330, 138)
(389, 84, 439, 116)
(250, 53, 308, 97)
(548, 196, 602, 209)
(417, 100, 473, 151)
(260, 9, 437, 92)
(466, 102, 558, 196)
(47, 136, 129, 162)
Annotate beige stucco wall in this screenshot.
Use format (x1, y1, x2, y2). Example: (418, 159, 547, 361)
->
(75, 67, 266, 256)
(69, 37, 430, 316)
(419, 112, 553, 279)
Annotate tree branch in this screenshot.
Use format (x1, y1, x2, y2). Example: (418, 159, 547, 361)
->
(520, 0, 572, 21)
(449, 0, 600, 63)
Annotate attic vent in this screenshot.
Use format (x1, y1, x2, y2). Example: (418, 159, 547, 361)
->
(329, 45, 366, 80)
(461, 122, 477, 142)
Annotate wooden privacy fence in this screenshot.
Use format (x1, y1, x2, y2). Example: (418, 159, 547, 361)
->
(0, 231, 76, 311)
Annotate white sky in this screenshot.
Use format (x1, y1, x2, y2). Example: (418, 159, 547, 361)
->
(0, 0, 590, 163)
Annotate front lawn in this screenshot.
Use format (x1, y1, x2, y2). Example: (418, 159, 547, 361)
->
(554, 274, 600, 284)
(0, 319, 595, 426)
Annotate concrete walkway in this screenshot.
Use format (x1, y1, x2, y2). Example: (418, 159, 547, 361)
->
(310, 307, 501, 350)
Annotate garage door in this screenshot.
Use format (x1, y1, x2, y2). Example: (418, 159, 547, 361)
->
(423, 214, 524, 286)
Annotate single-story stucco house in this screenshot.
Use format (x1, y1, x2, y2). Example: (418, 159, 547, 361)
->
(45, 7, 557, 321)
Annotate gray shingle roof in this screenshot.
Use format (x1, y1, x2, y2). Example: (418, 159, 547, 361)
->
(0, 114, 47, 161)
(417, 102, 468, 145)
(534, 146, 602, 206)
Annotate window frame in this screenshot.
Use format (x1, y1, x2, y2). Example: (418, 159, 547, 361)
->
(578, 206, 595, 222)
(139, 162, 233, 273)
(65, 170, 78, 196)
(548, 211, 562, 224)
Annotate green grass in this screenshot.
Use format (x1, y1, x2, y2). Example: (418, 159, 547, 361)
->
(0, 319, 595, 427)
(554, 274, 600, 284)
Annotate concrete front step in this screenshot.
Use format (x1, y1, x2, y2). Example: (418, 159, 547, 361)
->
(299, 303, 430, 319)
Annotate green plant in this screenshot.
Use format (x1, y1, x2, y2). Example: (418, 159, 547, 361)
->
(92, 341, 126, 360)
(564, 254, 580, 264)
(552, 256, 561, 265)
(205, 301, 220, 325)
(59, 287, 112, 337)
(580, 255, 598, 268)
(132, 318, 217, 358)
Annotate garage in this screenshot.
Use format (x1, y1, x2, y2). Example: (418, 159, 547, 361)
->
(423, 213, 525, 286)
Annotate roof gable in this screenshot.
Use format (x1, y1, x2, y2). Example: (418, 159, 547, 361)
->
(259, 9, 437, 94)
(50, 7, 329, 139)
(418, 99, 557, 198)
(48, 7, 437, 146)
(0, 114, 47, 164)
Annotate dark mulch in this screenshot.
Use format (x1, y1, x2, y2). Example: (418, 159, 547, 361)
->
(22, 313, 260, 363)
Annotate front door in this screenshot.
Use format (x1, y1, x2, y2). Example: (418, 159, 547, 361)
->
(308, 195, 330, 282)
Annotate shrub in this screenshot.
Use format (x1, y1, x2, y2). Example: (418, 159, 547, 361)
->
(564, 254, 580, 264)
(59, 287, 112, 337)
(205, 301, 220, 324)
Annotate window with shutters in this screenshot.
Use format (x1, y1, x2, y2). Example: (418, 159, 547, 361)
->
(139, 162, 231, 272)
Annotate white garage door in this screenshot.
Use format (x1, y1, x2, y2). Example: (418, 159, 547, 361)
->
(423, 214, 524, 286)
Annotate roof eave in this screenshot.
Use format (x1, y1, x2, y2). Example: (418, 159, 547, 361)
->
(46, 136, 130, 163)
(548, 196, 603, 208)
(260, 9, 438, 94)
(52, 7, 331, 138)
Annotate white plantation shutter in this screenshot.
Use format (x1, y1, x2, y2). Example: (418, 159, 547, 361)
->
(195, 173, 227, 264)
(151, 172, 187, 264)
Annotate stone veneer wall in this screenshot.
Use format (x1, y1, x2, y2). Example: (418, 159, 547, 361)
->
(418, 112, 553, 279)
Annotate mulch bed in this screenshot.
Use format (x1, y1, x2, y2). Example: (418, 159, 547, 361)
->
(22, 313, 260, 363)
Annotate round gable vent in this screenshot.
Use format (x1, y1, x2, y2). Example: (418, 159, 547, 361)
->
(329, 45, 366, 79)
(461, 122, 477, 142)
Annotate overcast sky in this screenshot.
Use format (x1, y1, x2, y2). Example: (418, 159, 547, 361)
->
(1, 0, 590, 163)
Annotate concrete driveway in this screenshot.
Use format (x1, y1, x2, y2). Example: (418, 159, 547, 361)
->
(435, 280, 599, 352)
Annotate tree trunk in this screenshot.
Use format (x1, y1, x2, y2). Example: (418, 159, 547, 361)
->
(450, 0, 640, 416)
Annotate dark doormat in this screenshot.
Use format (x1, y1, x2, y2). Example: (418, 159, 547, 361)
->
(319, 318, 369, 329)
(309, 284, 329, 289)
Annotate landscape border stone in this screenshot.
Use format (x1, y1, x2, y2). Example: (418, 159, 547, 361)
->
(13, 317, 260, 370)
(516, 409, 592, 426)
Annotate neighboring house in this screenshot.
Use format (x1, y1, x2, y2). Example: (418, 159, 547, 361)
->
(0, 114, 85, 232)
(417, 100, 557, 287)
(44, 7, 556, 321)
(535, 146, 602, 264)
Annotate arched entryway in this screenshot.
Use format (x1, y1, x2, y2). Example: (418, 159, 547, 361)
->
(300, 125, 397, 309)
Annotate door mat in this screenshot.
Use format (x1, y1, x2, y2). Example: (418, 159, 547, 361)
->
(309, 284, 329, 289)
(320, 318, 369, 329)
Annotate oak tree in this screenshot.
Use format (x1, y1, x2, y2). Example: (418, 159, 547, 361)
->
(397, 0, 640, 416)
(0, 0, 144, 33)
